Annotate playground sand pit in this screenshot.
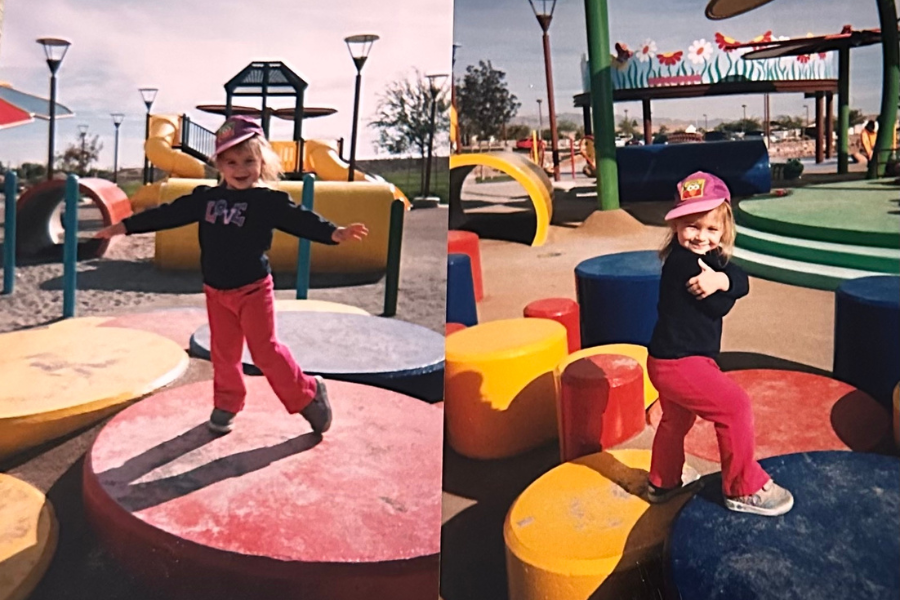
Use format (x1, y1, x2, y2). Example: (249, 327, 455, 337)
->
(0, 205, 447, 600)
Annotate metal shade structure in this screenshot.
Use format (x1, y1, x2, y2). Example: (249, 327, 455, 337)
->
(0, 97, 33, 129)
(195, 104, 336, 120)
(705, 0, 774, 20)
(0, 85, 73, 121)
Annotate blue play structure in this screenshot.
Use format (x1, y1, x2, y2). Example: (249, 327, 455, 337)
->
(446, 253, 478, 327)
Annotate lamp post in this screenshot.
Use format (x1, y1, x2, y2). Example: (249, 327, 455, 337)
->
(804, 104, 810, 130)
(111, 113, 124, 183)
(344, 34, 379, 183)
(529, 0, 561, 181)
(703, 113, 708, 130)
(139, 87, 158, 185)
(77, 123, 88, 176)
(421, 73, 447, 200)
(37, 37, 71, 181)
(624, 108, 629, 135)
(742, 103, 747, 121)
(537, 98, 543, 136)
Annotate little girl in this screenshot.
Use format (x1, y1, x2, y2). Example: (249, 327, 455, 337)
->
(97, 116, 368, 435)
(645, 171, 793, 517)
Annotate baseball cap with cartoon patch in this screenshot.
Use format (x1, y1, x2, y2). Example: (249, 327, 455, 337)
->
(211, 116, 264, 159)
(665, 171, 731, 221)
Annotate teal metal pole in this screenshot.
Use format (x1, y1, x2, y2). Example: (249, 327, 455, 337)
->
(870, 0, 898, 179)
(62, 174, 78, 318)
(584, 0, 620, 210)
(3, 171, 17, 295)
(295, 174, 315, 300)
(383, 199, 404, 317)
(837, 46, 850, 175)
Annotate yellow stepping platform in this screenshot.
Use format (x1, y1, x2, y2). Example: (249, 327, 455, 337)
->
(558, 344, 658, 409)
(0, 475, 57, 600)
(445, 318, 568, 459)
(272, 299, 369, 314)
(0, 323, 188, 460)
(505, 449, 695, 600)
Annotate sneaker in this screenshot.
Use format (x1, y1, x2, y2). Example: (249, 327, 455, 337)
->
(300, 376, 332, 434)
(647, 464, 702, 504)
(208, 408, 236, 434)
(725, 479, 794, 517)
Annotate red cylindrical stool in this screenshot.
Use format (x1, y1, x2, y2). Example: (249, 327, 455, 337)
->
(446, 322, 467, 336)
(448, 230, 484, 301)
(524, 298, 581, 353)
(558, 354, 645, 462)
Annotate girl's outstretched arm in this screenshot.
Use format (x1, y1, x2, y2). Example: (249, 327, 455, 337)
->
(331, 223, 369, 243)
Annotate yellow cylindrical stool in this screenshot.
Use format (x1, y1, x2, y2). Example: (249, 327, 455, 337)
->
(893, 383, 899, 450)
(0, 475, 58, 600)
(558, 344, 658, 409)
(445, 318, 568, 459)
(505, 449, 695, 600)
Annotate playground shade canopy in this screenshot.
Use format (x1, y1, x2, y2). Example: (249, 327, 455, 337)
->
(0, 84, 74, 120)
(0, 97, 32, 129)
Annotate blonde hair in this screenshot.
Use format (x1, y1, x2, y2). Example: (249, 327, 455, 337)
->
(213, 135, 284, 185)
(659, 202, 736, 262)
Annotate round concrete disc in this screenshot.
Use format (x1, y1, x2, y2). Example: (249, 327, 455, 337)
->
(648, 369, 891, 462)
(670, 451, 899, 600)
(0, 324, 189, 460)
(189, 312, 444, 402)
(0, 474, 58, 600)
(83, 378, 442, 600)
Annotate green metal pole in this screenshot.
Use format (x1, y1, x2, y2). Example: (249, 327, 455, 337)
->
(870, 0, 898, 179)
(295, 174, 315, 299)
(383, 199, 404, 317)
(837, 46, 850, 175)
(584, 0, 620, 210)
(3, 171, 17, 295)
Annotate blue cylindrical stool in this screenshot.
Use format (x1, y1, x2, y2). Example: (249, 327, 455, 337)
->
(668, 451, 899, 600)
(575, 251, 661, 347)
(833, 275, 900, 408)
(447, 253, 478, 327)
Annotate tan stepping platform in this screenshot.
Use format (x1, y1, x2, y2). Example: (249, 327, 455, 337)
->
(445, 318, 568, 459)
(0, 321, 188, 460)
(505, 449, 698, 600)
(0, 474, 58, 600)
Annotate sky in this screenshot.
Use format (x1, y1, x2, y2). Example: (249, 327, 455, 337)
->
(453, 0, 888, 128)
(0, 0, 453, 169)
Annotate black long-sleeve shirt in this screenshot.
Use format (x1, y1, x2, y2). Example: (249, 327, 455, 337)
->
(123, 185, 338, 290)
(648, 244, 749, 360)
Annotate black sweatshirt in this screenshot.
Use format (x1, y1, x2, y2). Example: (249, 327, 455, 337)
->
(648, 244, 749, 360)
(123, 185, 338, 290)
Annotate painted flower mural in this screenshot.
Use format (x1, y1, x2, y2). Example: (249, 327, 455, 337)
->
(657, 50, 683, 66)
(637, 39, 657, 62)
(688, 39, 714, 65)
(715, 32, 740, 52)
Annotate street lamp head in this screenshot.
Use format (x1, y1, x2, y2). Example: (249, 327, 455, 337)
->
(139, 87, 159, 110)
(528, 0, 557, 30)
(111, 112, 125, 126)
(344, 34, 380, 72)
(452, 43, 462, 67)
(36, 37, 71, 73)
(425, 73, 448, 96)
(77, 123, 89, 135)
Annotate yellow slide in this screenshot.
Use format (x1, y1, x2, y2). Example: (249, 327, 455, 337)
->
(304, 139, 410, 208)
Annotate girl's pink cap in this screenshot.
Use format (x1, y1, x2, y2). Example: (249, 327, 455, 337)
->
(211, 116, 264, 159)
(665, 171, 731, 221)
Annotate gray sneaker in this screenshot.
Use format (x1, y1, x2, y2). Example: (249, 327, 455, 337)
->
(647, 464, 702, 504)
(300, 376, 332, 434)
(208, 408, 236, 434)
(725, 479, 794, 517)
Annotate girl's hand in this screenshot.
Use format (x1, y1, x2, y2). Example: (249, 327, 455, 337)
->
(687, 259, 730, 299)
(94, 222, 126, 239)
(332, 223, 369, 244)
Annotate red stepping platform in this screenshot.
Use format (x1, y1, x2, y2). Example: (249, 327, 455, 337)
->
(83, 378, 442, 600)
(523, 297, 581, 353)
(648, 369, 893, 463)
(448, 230, 484, 301)
(445, 322, 467, 336)
(100, 307, 208, 350)
(558, 354, 645, 462)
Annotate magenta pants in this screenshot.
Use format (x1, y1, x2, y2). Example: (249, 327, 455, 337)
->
(203, 275, 318, 415)
(648, 355, 770, 497)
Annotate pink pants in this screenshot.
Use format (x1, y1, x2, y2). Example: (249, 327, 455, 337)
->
(203, 275, 318, 415)
(648, 356, 770, 497)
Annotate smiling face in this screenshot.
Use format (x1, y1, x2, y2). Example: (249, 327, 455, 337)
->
(674, 210, 725, 255)
(216, 142, 262, 190)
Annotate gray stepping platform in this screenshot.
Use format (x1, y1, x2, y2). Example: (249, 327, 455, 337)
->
(189, 312, 444, 402)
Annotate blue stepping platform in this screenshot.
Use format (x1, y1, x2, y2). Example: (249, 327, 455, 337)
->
(833, 275, 900, 407)
(446, 253, 478, 327)
(190, 312, 444, 402)
(668, 451, 899, 600)
(575, 251, 662, 347)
